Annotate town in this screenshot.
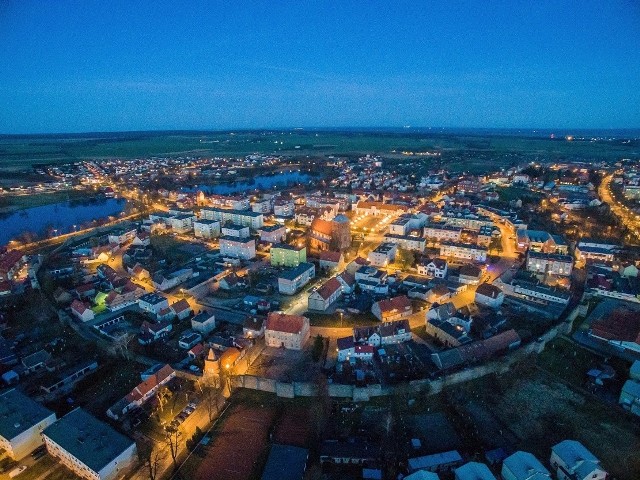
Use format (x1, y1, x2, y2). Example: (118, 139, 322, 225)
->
(0, 148, 639, 480)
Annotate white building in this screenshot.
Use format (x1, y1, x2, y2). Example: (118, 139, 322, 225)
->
(43, 408, 138, 480)
(220, 236, 256, 260)
(0, 389, 56, 460)
(278, 262, 316, 295)
(221, 223, 250, 239)
(368, 242, 397, 267)
(417, 258, 448, 278)
(308, 277, 342, 311)
(424, 224, 463, 243)
(201, 207, 264, 229)
(107, 228, 137, 246)
(502, 451, 550, 480)
(193, 219, 221, 239)
(550, 440, 607, 480)
(265, 312, 310, 350)
(526, 251, 573, 276)
(169, 214, 196, 233)
(440, 242, 487, 262)
(474, 283, 504, 309)
(191, 311, 216, 334)
(258, 224, 287, 244)
(138, 293, 169, 316)
(384, 234, 426, 252)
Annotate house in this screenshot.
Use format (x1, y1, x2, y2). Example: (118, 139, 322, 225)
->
(278, 262, 316, 295)
(318, 251, 344, 271)
(107, 365, 176, 419)
(261, 444, 308, 480)
(219, 272, 248, 291)
(337, 336, 355, 362)
(336, 271, 356, 294)
(418, 258, 448, 278)
(39, 360, 98, 396)
(179, 332, 203, 349)
(188, 343, 206, 360)
(430, 329, 521, 370)
(74, 283, 96, 299)
(138, 320, 172, 345)
(0, 389, 57, 460)
(71, 299, 95, 322)
(425, 316, 472, 348)
(379, 319, 412, 345)
(550, 440, 607, 480)
(132, 231, 150, 246)
(22, 350, 51, 374)
(265, 312, 310, 350)
(367, 242, 397, 267)
(474, 283, 504, 309)
(425, 284, 452, 304)
(43, 408, 137, 480)
(151, 268, 193, 291)
(384, 234, 426, 253)
(308, 277, 342, 311)
(454, 462, 496, 480)
(619, 378, 640, 416)
(371, 295, 412, 321)
(138, 292, 169, 316)
(191, 311, 216, 334)
(107, 228, 137, 246)
(243, 316, 265, 338)
(270, 244, 307, 267)
(502, 451, 551, 480)
(220, 236, 256, 260)
(589, 306, 640, 354)
(424, 224, 463, 243)
(458, 265, 483, 285)
(171, 299, 192, 320)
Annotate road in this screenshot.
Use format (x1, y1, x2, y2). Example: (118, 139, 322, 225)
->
(598, 173, 640, 240)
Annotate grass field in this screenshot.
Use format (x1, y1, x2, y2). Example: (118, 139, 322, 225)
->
(1, 129, 638, 173)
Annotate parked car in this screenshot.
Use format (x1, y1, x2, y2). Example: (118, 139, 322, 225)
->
(9, 466, 27, 478)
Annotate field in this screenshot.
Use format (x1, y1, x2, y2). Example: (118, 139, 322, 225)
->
(1, 129, 638, 173)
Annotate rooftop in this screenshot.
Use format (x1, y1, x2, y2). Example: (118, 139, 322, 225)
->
(0, 389, 55, 441)
(42, 408, 135, 473)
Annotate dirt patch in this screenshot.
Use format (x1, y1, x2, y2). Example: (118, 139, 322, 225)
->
(195, 403, 276, 480)
(273, 406, 312, 448)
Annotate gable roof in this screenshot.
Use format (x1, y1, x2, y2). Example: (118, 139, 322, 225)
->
(475, 283, 502, 299)
(313, 277, 342, 300)
(374, 295, 412, 314)
(590, 308, 640, 344)
(266, 312, 308, 334)
(319, 250, 342, 263)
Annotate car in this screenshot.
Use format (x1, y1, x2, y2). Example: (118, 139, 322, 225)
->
(187, 402, 198, 409)
(184, 406, 195, 414)
(9, 466, 27, 478)
(31, 445, 46, 460)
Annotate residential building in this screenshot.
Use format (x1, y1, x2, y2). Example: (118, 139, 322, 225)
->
(589, 307, 640, 354)
(458, 265, 483, 285)
(550, 440, 607, 480)
(107, 228, 137, 246)
(201, 207, 264, 229)
(619, 378, 640, 416)
(418, 258, 448, 278)
(178, 332, 203, 350)
(151, 268, 192, 291)
(526, 251, 573, 276)
(209, 194, 250, 211)
(318, 251, 344, 271)
(107, 365, 176, 419)
(40, 360, 98, 396)
(259, 224, 287, 243)
(265, 312, 311, 350)
(220, 236, 256, 260)
(308, 277, 342, 311)
(138, 293, 169, 316)
(193, 219, 221, 239)
(71, 300, 95, 322)
(138, 320, 172, 345)
(474, 283, 504, 309)
(516, 230, 568, 254)
(440, 242, 487, 262)
(169, 214, 196, 233)
(424, 224, 463, 243)
(384, 234, 426, 252)
(356, 201, 408, 216)
(502, 451, 551, 480)
(171, 299, 192, 320)
(274, 199, 295, 217)
(221, 223, 251, 239)
(407, 451, 463, 473)
(270, 244, 307, 267)
(191, 311, 216, 334)
(454, 462, 496, 480)
(371, 295, 412, 321)
(43, 408, 137, 480)
(368, 242, 397, 267)
(0, 389, 56, 460)
(278, 262, 316, 295)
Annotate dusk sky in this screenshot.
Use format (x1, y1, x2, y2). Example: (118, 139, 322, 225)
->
(1, 1, 639, 133)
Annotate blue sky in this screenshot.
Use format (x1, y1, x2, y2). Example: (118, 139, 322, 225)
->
(1, 1, 639, 133)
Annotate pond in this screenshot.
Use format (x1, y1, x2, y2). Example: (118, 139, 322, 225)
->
(0, 198, 127, 245)
(185, 170, 313, 195)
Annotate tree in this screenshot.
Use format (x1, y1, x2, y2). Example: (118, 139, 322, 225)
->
(138, 441, 166, 480)
(395, 248, 415, 270)
(164, 428, 183, 470)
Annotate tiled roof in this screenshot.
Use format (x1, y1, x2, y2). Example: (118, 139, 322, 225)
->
(266, 312, 308, 334)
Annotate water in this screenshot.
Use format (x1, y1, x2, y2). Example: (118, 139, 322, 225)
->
(0, 198, 127, 245)
(185, 170, 312, 195)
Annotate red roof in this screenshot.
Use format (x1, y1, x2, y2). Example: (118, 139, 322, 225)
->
(338, 271, 355, 286)
(375, 295, 412, 314)
(310, 218, 334, 237)
(0, 250, 23, 272)
(355, 345, 374, 354)
(313, 277, 342, 300)
(266, 312, 308, 334)
(319, 251, 342, 263)
(126, 364, 175, 403)
(172, 299, 191, 314)
(71, 299, 88, 314)
(591, 309, 640, 344)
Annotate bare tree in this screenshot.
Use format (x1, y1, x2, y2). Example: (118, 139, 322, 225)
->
(138, 440, 167, 480)
(164, 428, 183, 470)
(112, 333, 134, 359)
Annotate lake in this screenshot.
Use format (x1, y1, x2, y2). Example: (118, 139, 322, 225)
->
(0, 198, 127, 245)
(185, 170, 312, 195)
